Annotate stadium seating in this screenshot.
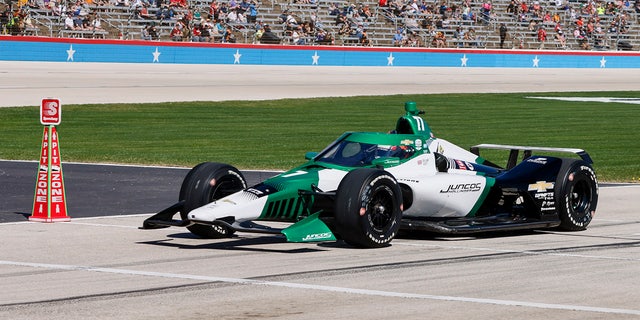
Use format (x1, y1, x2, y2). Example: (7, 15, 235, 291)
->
(1, 0, 638, 50)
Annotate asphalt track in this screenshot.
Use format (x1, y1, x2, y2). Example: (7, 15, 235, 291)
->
(1, 62, 640, 319)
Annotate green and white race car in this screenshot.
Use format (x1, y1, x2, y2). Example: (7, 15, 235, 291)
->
(142, 102, 598, 248)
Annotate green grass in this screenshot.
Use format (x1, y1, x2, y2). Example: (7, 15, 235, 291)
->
(1, 92, 639, 182)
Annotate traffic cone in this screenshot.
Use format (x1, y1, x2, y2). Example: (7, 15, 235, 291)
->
(30, 126, 70, 222)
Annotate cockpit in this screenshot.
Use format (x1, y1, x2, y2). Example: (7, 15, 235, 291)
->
(315, 138, 417, 167)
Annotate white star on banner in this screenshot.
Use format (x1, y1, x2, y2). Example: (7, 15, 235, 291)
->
(532, 55, 540, 68)
(233, 50, 242, 64)
(66, 45, 75, 61)
(387, 53, 394, 66)
(600, 56, 607, 68)
(152, 47, 161, 62)
(312, 51, 320, 65)
(460, 54, 468, 67)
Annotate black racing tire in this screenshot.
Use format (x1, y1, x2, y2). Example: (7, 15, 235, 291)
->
(554, 159, 598, 231)
(334, 169, 403, 248)
(179, 162, 247, 238)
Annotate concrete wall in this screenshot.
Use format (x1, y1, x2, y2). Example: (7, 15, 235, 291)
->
(1, 36, 639, 68)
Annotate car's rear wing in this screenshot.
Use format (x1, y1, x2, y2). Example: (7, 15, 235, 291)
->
(470, 144, 593, 169)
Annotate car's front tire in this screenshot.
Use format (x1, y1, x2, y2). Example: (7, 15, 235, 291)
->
(555, 159, 598, 231)
(334, 169, 403, 248)
(180, 162, 247, 238)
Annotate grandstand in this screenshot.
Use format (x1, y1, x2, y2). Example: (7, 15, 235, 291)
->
(1, 0, 638, 50)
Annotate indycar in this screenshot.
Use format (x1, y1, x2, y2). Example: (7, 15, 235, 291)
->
(142, 102, 598, 248)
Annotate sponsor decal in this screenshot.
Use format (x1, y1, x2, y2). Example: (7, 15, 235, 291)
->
(453, 160, 474, 171)
(412, 116, 426, 132)
(415, 139, 423, 151)
(245, 188, 264, 196)
(400, 139, 413, 146)
(541, 200, 556, 211)
(417, 156, 430, 166)
(534, 192, 554, 200)
(302, 232, 334, 241)
(528, 181, 555, 192)
(440, 183, 482, 193)
(40, 98, 61, 125)
(527, 157, 548, 165)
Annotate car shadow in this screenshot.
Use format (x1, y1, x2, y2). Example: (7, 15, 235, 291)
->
(137, 232, 331, 254)
(396, 229, 539, 241)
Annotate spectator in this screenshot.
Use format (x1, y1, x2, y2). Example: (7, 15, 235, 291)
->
(392, 28, 404, 46)
(213, 19, 225, 34)
(88, 13, 104, 31)
(537, 26, 547, 49)
(462, 5, 473, 21)
(156, 5, 174, 20)
(169, 22, 182, 41)
(406, 31, 423, 47)
(432, 31, 446, 47)
(361, 4, 372, 20)
(506, 0, 517, 16)
(253, 24, 264, 43)
(481, 0, 491, 24)
(453, 26, 465, 47)
(222, 25, 235, 42)
(315, 28, 334, 45)
(499, 23, 507, 48)
(247, 1, 258, 24)
(169, 0, 187, 9)
(404, 15, 419, 34)
(141, 25, 153, 40)
(238, 0, 250, 13)
(209, 0, 219, 20)
(134, 4, 155, 19)
(359, 28, 370, 46)
(191, 23, 204, 42)
(338, 21, 351, 37)
(573, 27, 588, 49)
(464, 28, 480, 47)
(555, 29, 566, 49)
(202, 19, 214, 41)
(64, 13, 76, 30)
(260, 24, 280, 44)
(291, 26, 306, 45)
(328, 3, 340, 15)
(1, 7, 10, 34)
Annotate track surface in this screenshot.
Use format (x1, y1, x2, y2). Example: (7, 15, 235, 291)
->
(2, 62, 640, 107)
(1, 63, 639, 319)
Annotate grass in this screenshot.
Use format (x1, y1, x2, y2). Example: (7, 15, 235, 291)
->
(0, 92, 638, 182)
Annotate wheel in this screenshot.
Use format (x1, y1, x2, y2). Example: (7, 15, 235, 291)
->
(179, 162, 247, 238)
(334, 169, 403, 248)
(554, 159, 598, 231)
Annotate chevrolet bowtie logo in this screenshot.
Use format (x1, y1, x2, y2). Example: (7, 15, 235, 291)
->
(528, 181, 555, 192)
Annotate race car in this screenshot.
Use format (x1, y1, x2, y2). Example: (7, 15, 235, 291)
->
(142, 102, 598, 248)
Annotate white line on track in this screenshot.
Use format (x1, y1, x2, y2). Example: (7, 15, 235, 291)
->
(0, 259, 639, 316)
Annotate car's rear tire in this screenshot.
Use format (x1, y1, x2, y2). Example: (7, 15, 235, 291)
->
(555, 159, 598, 231)
(334, 169, 403, 248)
(180, 162, 247, 238)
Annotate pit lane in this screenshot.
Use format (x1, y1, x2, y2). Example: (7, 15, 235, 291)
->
(1, 63, 639, 319)
(1, 182, 639, 319)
